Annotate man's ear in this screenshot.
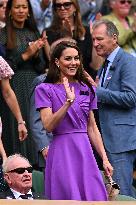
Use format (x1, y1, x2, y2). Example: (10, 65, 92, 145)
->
(4, 173, 11, 185)
(113, 34, 118, 41)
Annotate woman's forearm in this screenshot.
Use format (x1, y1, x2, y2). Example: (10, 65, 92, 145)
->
(41, 101, 73, 132)
(1, 79, 24, 123)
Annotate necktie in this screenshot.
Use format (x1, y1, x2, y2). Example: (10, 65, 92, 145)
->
(19, 194, 32, 199)
(101, 59, 109, 87)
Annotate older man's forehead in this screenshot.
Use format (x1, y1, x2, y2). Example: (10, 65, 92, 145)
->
(7, 157, 30, 170)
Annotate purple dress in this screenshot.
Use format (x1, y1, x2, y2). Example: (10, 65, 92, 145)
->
(35, 82, 107, 201)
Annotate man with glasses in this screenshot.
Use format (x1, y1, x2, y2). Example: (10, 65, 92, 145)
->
(0, 154, 45, 199)
(102, 0, 136, 57)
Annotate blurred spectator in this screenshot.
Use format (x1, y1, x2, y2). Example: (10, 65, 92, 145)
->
(30, 0, 53, 34)
(0, 0, 47, 165)
(0, 0, 8, 29)
(100, 0, 111, 15)
(102, 0, 136, 57)
(78, 0, 104, 25)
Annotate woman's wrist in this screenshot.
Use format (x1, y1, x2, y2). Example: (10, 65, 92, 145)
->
(18, 120, 26, 126)
(66, 98, 74, 103)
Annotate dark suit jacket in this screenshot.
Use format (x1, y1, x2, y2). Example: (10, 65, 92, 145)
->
(96, 48, 136, 153)
(0, 188, 45, 199)
(29, 74, 53, 168)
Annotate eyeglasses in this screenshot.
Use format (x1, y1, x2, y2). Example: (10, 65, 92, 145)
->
(7, 167, 33, 174)
(54, 2, 73, 10)
(119, 0, 132, 5)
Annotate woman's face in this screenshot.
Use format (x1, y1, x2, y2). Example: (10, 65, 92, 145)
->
(110, 0, 132, 18)
(54, 0, 76, 19)
(0, 0, 7, 21)
(10, 0, 29, 28)
(55, 47, 80, 80)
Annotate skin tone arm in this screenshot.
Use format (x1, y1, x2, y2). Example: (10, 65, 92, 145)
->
(87, 111, 113, 176)
(42, 30, 51, 60)
(0, 78, 27, 141)
(40, 77, 75, 133)
(22, 37, 47, 61)
(0, 136, 7, 161)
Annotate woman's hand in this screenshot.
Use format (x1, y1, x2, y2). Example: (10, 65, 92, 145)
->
(103, 159, 113, 177)
(62, 18, 73, 37)
(22, 38, 45, 60)
(63, 77, 75, 102)
(18, 124, 28, 141)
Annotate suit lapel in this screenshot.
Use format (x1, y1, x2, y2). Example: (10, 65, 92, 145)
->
(103, 48, 123, 88)
(5, 189, 16, 199)
(103, 65, 116, 88)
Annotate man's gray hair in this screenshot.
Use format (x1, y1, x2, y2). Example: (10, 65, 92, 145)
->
(3, 153, 31, 174)
(92, 19, 119, 37)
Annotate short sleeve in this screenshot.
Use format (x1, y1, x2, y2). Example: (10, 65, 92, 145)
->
(89, 86, 97, 110)
(0, 56, 14, 80)
(35, 83, 52, 110)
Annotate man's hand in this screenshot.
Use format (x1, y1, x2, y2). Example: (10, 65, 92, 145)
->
(18, 124, 28, 141)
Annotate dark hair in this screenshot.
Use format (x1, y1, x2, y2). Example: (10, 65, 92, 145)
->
(45, 41, 95, 97)
(50, 0, 85, 40)
(5, 0, 38, 49)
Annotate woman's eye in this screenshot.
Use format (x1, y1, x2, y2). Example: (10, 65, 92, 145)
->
(64, 56, 79, 61)
(74, 56, 79, 60)
(64, 57, 72, 61)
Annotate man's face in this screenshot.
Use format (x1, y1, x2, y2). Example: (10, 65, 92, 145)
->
(5, 157, 32, 194)
(92, 24, 117, 58)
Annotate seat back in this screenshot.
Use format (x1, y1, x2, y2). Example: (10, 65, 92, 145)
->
(32, 170, 44, 194)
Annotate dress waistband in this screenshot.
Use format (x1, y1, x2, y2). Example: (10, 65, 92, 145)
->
(53, 129, 87, 136)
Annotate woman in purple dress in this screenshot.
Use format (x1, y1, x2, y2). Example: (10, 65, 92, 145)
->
(35, 41, 113, 201)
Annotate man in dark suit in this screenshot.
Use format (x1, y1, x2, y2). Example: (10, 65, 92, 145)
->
(92, 19, 136, 197)
(0, 153, 45, 199)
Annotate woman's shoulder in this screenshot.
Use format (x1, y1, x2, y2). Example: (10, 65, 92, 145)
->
(0, 56, 14, 79)
(36, 82, 53, 90)
(102, 12, 116, 20)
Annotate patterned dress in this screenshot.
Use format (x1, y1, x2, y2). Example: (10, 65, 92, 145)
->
(35, 82, 107, 201)
(0, 56, 14, 191)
